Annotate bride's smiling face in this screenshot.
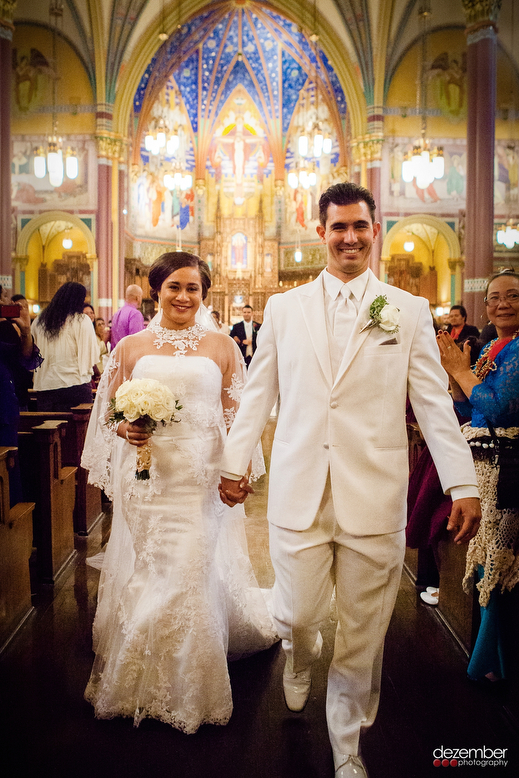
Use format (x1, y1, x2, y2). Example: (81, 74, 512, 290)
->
(159, 266, 203, 329)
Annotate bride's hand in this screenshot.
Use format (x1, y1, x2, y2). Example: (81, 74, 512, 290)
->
(118, 421, 152, 447)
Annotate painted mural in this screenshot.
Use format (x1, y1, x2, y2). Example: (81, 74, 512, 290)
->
(130, 2, 347, 249)
(429, 51, 467, 123)
(208, 101, 272, 210)
(130, 81, 196, 242)
(11, 139, 94, 210)
(386, 141, 519, 211)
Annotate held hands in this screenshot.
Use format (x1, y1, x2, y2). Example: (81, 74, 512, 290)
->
(118, 420, 152, 447)
(218, 475, 254, 506)
(447, 497, 481, 544)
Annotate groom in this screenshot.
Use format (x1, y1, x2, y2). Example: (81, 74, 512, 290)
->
(219, 182, 480, 777)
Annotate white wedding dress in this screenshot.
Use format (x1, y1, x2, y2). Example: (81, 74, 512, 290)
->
(81, 322, 277, 732)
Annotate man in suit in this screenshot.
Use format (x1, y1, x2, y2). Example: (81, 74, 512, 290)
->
(230, 304, 260, 367)
(447, 304, 480, 364)
(446, 304, 479, 343)
(219, 183, 480, 778)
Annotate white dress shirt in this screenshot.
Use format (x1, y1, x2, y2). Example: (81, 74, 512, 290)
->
(244, 319, 253, 358)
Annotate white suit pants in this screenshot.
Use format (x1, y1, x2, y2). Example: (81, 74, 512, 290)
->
(269, 476, 405, 765)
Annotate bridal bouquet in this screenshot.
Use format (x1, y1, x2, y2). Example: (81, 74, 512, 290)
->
(108, 378, 182, 480)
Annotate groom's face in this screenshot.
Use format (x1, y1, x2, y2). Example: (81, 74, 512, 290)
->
(316, 201, 380, 281)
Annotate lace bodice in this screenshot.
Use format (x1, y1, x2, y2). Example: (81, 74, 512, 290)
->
(82, 326, 254, 495)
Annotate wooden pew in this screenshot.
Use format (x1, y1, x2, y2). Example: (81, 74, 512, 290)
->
(19, 404, 104, 535)
(0, 447, 35, 651)
(17, 421, 77, 585)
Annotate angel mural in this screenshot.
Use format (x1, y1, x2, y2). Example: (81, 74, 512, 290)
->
(12, 48, 54, 112)
(429, 52, 467, 122)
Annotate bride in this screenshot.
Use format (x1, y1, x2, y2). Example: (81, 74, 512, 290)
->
(81, 252, 278, 732)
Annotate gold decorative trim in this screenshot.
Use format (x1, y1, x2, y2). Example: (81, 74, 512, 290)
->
(350, 135, 384, 164)
(448, 259, 465, 271)
(96, 133, 127, 161)
(0, 0, 16, 26)
(461, 0, 502, 27)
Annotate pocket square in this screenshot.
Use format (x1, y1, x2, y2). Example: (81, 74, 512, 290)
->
(380, 338, 398, 345)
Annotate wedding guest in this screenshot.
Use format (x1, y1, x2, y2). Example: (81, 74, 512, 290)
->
(31, 282, 99, 411)
(230, 305, 260, 367)
(447, 304, 481, 363)
(10, 295, 36, 410)
(0, 288, 42, 504)
(110, 284, 144, 347)
(83, 303, 95, 322)
(94, 317, 110, 375)
(438, 269, 519, 685)
(211, 309, 230, 335)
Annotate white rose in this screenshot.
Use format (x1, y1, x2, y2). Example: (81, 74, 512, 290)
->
(378, 304, 400, 332)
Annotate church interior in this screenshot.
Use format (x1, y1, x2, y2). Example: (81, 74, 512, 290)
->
(1, 1, 519, 776)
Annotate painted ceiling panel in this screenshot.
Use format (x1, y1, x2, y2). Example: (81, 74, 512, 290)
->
(176, 52, 200, 134)
(281, 49, 308, 133)
(213, 60, 267, 126)
(133, 2, 347, 153)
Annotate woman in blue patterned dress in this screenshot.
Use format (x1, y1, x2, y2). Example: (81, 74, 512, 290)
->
(437, 270, 519, 684)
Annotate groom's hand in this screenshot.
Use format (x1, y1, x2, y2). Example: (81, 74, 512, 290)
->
(219, 475, 254, 506)
(447, 497, 481, 544)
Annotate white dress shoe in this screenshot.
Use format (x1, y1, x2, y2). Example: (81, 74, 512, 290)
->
(282, 664, 312, 711)
(420, 587, 439, 605)
(335, 755, 369, 777)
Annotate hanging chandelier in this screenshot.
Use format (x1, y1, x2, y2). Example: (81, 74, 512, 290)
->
(289, 16, 332, 191)
(33, 1, 78, 187)
(497, 218, 519, 249)
(144, 119, 182, 157)
(401, 2, 444, 189)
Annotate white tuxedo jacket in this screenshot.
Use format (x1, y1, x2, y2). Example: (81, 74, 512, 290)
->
(221, 269, 478, 535)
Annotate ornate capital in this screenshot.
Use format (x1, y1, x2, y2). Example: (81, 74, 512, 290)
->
(12, 254, 29, 270)
(274, 180, 284, 197)
(462, 0, 501, 28)
(350, 135, 384, 164)
(96, 133, 126, 161)
(195, 179, 206, 196)
(448, 258, 465, 272)
(0, 1, 16, 28)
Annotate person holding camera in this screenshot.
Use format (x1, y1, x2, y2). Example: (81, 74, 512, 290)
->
(0, 286, 43, 505)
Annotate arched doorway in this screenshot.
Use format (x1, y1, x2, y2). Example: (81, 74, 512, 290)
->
(14, 210, 98, 311)
(381, 214, 462, 314)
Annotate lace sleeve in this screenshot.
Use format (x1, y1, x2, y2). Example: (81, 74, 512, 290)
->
(469, 339, 519, 426)
(81, 342, 133, 496)
(221, 339, 266, 481)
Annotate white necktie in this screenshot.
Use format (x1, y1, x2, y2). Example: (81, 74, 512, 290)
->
(333, 289, 356, 348)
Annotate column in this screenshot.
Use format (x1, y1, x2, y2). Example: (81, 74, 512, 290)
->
(448, 259, 465, 305)
(462, 0, 501, 328)
(96, 154, 113, 323)
(0, 2, 16, 294)
(118, 162, 127, 306)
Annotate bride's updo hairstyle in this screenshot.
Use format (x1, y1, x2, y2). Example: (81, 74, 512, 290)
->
(149, 252, 211, 302)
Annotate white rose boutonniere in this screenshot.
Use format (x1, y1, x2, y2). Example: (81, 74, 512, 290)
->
(360, 295, 400, 334)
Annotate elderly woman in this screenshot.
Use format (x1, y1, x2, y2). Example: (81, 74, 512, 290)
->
(437, 270, 519, 684)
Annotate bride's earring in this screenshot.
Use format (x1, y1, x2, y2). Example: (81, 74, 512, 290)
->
(157, 297, 162, 317)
